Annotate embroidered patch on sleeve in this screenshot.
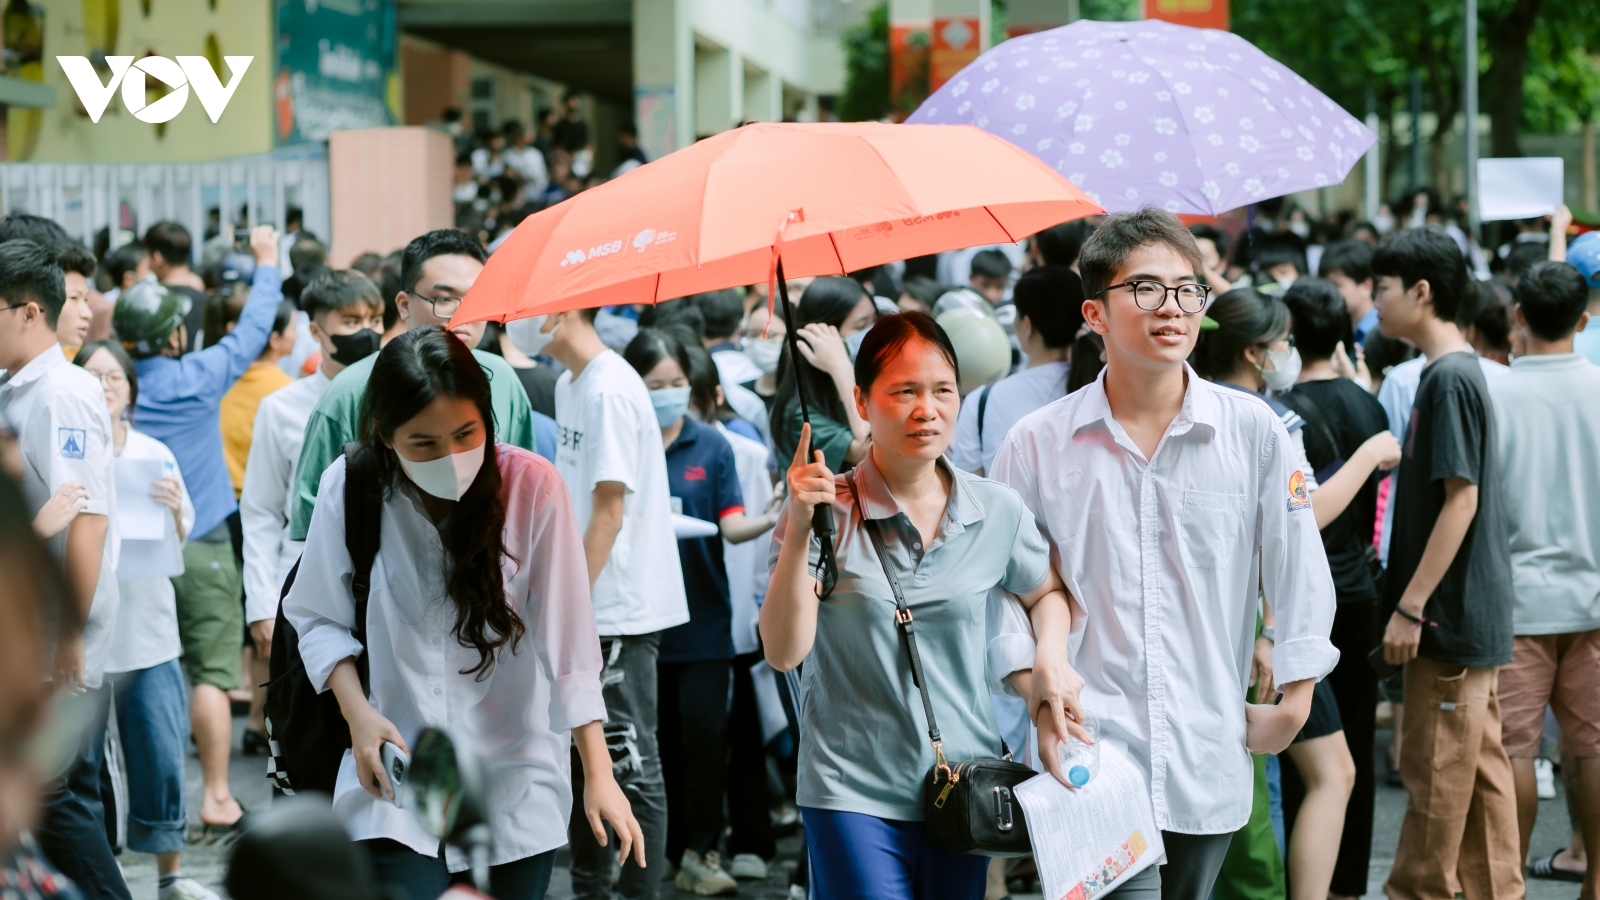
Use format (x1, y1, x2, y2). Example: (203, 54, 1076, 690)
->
(1287, 469, 1311, 512)
(58, 427, 86, 459)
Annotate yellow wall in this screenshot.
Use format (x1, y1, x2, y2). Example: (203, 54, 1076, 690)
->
(22, 0, 273, 163)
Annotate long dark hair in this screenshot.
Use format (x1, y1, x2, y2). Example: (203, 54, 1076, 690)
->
(1190, 288, 1289, 381)
(353, 327, 520, 680)
(769, 276, 868, 452)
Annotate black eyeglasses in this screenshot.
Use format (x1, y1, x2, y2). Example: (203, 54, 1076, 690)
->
(1098, 280, 1211, 313)
(407, 289, 465, 319)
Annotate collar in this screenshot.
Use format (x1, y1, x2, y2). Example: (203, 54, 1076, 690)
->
(0, 343, 66, 391)
(669, 415, 707, 449)
(1071, 363, 1218, 439)
(852, 451, 985, 529)
(1510, 351, 1589, 370)
(707, 341, 740, 355)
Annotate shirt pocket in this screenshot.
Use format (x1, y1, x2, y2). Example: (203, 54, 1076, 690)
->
(1180, 490, 1245, 569)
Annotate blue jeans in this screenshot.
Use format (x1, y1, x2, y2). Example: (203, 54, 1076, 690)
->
(36, 685, 131, 900)
(802, 807, 988, 900)
(111, 660, 190, 855)
(360, 839, 553, 900)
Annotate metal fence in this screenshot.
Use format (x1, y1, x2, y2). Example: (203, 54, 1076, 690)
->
(0, 147, 330, 264)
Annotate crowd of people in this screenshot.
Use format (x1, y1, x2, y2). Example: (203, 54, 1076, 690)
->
(0, 179, 1595, 900)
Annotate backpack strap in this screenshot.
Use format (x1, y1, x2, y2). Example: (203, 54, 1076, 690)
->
(342, 442, 381, 695)
(974, 384, 992, 468)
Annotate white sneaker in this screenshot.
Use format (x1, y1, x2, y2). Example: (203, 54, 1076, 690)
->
(727, 852, 768, 880)
(788, 885, 806, 900)
(674, 849, 739, 896)
(1535, 757, 1557, 800)
(165, 878, 223, 900)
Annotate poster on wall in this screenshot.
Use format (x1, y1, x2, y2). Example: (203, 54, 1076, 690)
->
(275, 0, 398, 146)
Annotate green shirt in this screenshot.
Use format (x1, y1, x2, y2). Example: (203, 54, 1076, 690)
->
(288, 348, 535, 541)
(777, 401, 855, 474)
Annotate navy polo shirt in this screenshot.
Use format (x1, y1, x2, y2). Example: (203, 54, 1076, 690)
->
(660, 417, 746, 662)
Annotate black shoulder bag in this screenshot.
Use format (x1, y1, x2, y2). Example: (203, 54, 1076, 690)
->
(853, 471, 1037, 858)
(264, 443, 382, 795)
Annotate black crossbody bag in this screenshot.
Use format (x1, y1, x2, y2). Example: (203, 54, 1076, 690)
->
(852, 471, 1037, 857)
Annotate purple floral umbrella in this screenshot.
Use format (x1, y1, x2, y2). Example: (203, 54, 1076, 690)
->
(906, 19, 1376, 216)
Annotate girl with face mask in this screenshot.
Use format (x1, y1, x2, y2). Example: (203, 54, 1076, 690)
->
(768, 277, 878, 474)
(621, 327, 778, 895)
(281, 327, 642, 900)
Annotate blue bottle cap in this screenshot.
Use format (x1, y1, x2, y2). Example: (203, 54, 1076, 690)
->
(1068, 765, 1090, 787)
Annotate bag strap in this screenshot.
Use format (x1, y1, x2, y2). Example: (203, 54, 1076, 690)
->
(849, 469, 950, 780)
(974, 384, 992, 465)
(342, 442, 380, 696)
(1284, 388, 1345, 462)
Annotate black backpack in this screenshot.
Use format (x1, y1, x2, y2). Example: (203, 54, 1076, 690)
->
(263, 444, 380, 795)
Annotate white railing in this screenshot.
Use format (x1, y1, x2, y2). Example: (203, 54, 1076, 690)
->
(0, 146, 330, 262)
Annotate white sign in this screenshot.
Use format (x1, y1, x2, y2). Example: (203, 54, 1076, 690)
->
(1478, 157, 1565, 222)
(57, 55, 252, 124)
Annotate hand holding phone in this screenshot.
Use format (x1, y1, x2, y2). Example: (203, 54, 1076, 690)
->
(380, 741, 411, 807)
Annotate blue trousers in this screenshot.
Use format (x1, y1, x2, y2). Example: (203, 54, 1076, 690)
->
(110, 660, 190, 854)
(360, 839, 554, 900)
(802, 807, 988, 900)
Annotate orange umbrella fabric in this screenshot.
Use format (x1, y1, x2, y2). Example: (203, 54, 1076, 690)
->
(455, 121, 1102, 325)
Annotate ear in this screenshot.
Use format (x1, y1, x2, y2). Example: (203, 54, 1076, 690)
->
(1578, 311, 1591, 334)
(394, 290, 412, 323)
(307, 317, 326, 343)
(1082, 297, 1110, 336)
(1411, 278, 1433, 310)
(854, 382, 869, 422)
(1511, 304, 1527, 330)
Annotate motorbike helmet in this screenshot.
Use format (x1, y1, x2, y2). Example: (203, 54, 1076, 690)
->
(113, 280, 185, 359)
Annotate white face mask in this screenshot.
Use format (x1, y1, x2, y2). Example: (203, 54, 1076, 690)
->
(1259, 346, 1302, 392)
(742, 337, 782, 375)
(505, 316, 552, 357)
(1288, 221, 1311, 239)
(396, 442, 485, 501)
(844, 328, 867, 362)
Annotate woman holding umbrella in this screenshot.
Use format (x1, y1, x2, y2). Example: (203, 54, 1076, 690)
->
(762, 311, 1084, 900)
(769, 277, 878, 473)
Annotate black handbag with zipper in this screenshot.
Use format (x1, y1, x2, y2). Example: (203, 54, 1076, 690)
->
(853, 470, 1037, 858)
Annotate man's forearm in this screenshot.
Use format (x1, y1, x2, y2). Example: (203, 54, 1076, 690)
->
(1400, 482, 1478, 615)
(62, 513, 107, 627)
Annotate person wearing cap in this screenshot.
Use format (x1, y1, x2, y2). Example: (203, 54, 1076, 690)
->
(114, 224, 281, 838)
(1560, 230, 1600, 366)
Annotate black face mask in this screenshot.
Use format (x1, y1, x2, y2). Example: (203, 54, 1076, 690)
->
(328, 328, 381, 366)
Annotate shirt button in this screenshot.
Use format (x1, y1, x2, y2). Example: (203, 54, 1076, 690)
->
(913, 542, 922, 550)
(433, 687, 442, 696)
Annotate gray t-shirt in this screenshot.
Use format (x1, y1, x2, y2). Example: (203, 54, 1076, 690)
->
(1385, 352, 1514, 667)
(768, 453, 1049, 821)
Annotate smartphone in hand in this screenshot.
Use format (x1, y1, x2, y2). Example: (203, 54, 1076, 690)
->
(380, 741, 410, 806)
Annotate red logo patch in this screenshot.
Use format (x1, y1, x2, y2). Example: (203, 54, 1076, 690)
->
(684, 466, 706, 481)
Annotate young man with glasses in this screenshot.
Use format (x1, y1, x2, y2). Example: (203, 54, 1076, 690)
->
(287, 229, 550, 544)
(991, 208, 1337, 899)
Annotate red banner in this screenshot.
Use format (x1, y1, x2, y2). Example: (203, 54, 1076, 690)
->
(930, 15, 982, 92)
(890, 24, 931, 116)
(1141, 0, 1229, 31)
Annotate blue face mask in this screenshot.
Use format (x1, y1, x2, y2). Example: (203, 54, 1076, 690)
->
(650, 386, 692, 427)
(844, 328, 867, 362)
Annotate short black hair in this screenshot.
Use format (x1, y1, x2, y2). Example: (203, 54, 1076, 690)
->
(1506, 241, 1549, 283)
(1034, 220, 1094, 268)
(1471, 295, 1510, 356)
(969, 249, 1013, 281)
(0, 213, 70, 247)
(288, 235, 327, 270)
(273, 300, 298, 338)
(641, 298, 704, 338)
(1079, 206, 1204, 301)
(378, 250, 403, 329)
(1282, 278, 1350, 362)
(399, 229, 486, 294)
(1516, 260, 1591, 342)
(283, 261, 329, 306)
(853, 310, 959, 392)
(1011, 266, 1085, 349)
(0, 240, 66, 327)
(1188, 223, 1228, 259)
(107, 241, 148, 285)
(1371, 226, 1474, 326)
(1318, 239, 1372, 284)
(692, 289, 744, 340)
(1253, 239, 1306, 279)
(55, 243, 97, 279)
(143, 221, 192, 267)
(899, 275, 943, 311)
(302, 269, 384, 321)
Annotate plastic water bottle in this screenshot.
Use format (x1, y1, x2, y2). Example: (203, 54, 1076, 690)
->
(1059, 716, 1101, 787)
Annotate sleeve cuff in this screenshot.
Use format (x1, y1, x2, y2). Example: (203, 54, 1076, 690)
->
(988, 632, 1038, 697)
(1272, 636, 1342, 690)
(298, 625, 364, 694)
(549, 670, 608, 734)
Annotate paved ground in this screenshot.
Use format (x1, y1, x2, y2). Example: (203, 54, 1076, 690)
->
(116, 718, 1582, 899)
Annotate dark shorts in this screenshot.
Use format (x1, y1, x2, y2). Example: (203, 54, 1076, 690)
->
(1293, 678, 1343, 743)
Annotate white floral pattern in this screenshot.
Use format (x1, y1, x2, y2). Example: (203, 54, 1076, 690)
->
(906, 18, 1377, 214)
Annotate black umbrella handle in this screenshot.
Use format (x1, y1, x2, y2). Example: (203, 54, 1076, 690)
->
(774, 259, 837, 592)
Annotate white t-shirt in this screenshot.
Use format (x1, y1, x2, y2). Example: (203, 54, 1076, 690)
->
(0, 345, 120, 689)
(716, 421, 774, 656)
(554, 350, 688, 636)
(109, 429, 192, 674)
(950, 361, 1070, 474)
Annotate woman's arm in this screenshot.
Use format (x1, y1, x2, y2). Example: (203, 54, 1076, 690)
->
(760, 424, 835, 671)
(1309, 430, 1401, 528)
(795, 324, 871, 462)
(720, 507, 780, 544)
(328, 657, 407, 801)
(574, 721, 647, 868)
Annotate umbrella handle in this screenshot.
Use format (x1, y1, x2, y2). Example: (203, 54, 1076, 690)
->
(774, 259, 837, 548)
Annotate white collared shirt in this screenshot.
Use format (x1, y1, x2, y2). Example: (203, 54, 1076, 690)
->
(0, 344, 120, 689)
(240, 368, 330, 625)
(109, 428, 192, 674)
(990, 366, 1338, 834)
(283, 447, 607, 870)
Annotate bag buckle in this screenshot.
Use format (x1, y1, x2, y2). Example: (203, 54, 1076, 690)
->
(895, 607, 913, 626)
(993, 786, 1014, 831)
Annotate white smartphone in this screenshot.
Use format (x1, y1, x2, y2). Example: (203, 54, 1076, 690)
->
(380, 741, 410, 806)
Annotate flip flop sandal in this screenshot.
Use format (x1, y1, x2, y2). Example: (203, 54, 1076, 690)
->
(1527, 849, 1585, 883)
(188, 807, 252, 847)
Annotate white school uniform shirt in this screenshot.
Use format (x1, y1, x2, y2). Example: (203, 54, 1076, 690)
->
(989, 367, 1338, 835)
(554, 350, 688, 636)
(950, 360, 1071, 474)
(240, 369, 330, 625)
(716, 421, 773, 655)
(108, 429, 193, 674)
(283, 447, 607, 871)
(0, 344, 121, 689)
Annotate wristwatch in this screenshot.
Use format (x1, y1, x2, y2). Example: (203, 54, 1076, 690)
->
(1258, 625, 1276, 643)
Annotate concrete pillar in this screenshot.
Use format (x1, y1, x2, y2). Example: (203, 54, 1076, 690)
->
(929, 0, 989, 93)
(743, 63, 776, 122)
(633, 0, 692, 159)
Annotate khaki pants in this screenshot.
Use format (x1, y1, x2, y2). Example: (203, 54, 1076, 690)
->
(1385, 656, 1525, 900)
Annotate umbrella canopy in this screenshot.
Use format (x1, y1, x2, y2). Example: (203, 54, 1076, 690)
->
(906, 19, 1376, 216)
(454, 121, 1101, 325)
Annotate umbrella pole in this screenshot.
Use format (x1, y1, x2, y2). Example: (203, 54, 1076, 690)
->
(774, 258, 836, 546)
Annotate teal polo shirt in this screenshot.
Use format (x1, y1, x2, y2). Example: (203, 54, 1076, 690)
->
(768, 452, 1050, 821)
